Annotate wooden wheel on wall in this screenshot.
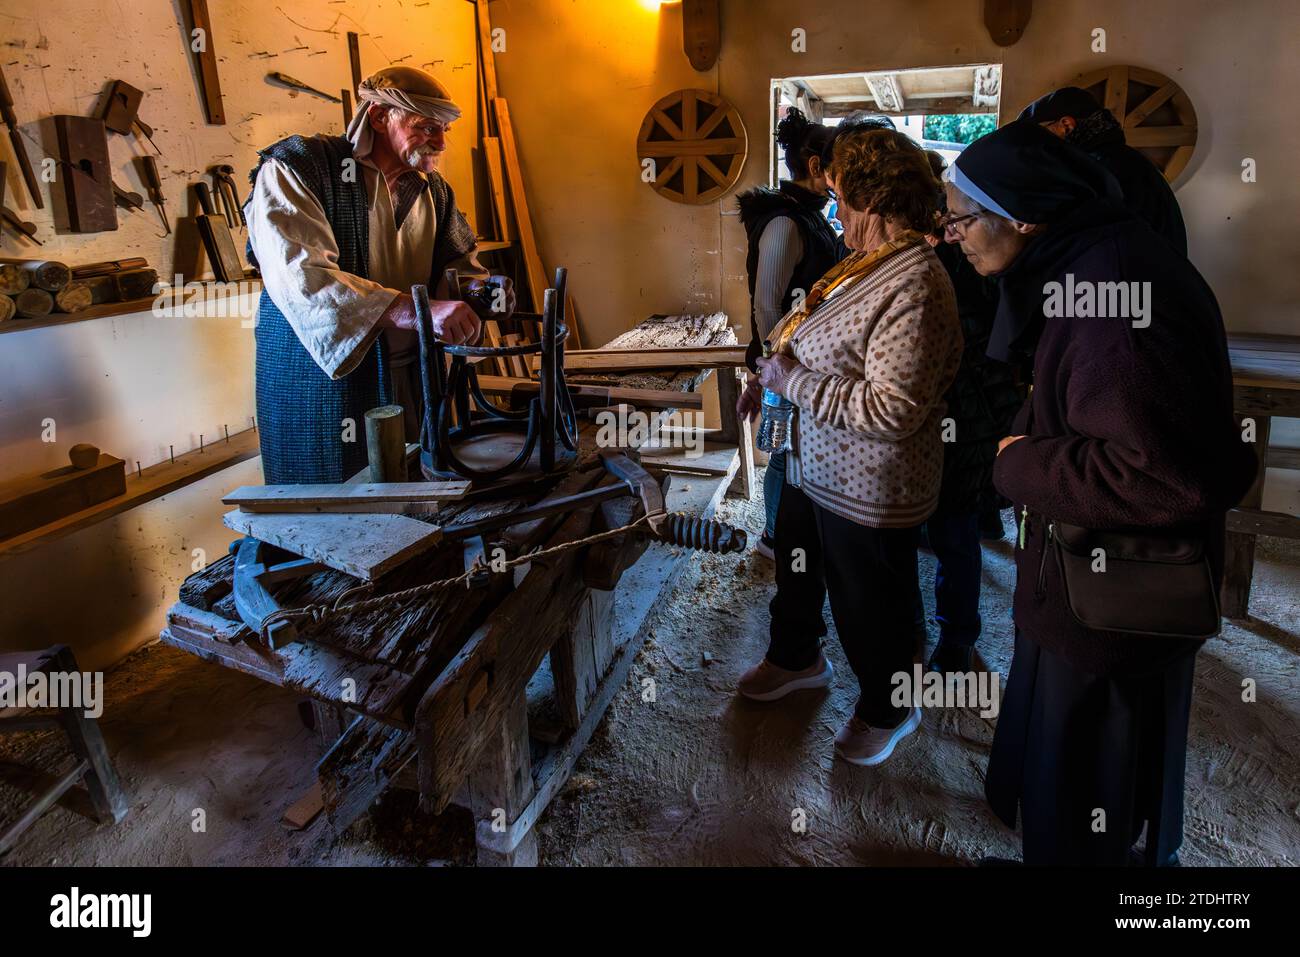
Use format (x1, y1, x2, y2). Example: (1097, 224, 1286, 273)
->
(637, 89, 748, 205)
(1074, 66, 1198, 182)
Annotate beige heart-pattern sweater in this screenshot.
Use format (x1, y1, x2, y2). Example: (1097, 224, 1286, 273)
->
(779, 239, 963, 528)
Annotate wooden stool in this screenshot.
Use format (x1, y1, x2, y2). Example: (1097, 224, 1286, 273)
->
(0, 645, 129, 856)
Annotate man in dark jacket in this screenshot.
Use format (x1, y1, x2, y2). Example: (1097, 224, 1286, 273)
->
(944, 120, 1256, 866)
(1020, 86, 1187, 257)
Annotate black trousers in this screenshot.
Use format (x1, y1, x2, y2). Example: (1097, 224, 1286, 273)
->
(985, 629, 1197, 866)
(767, 481, 921, 728)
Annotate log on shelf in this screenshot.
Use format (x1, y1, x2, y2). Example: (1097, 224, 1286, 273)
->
(0, 262, 30, 295)
(21, 260, 71, 292)
(13, 288, 53, 318)
(54, 281, 92, 313)
(0, 296, 13, 323)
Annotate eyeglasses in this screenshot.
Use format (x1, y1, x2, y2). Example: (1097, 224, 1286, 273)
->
(937, 211, 980, 236)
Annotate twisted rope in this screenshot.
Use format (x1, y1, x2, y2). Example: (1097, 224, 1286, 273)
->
(257, 514, 652, 643)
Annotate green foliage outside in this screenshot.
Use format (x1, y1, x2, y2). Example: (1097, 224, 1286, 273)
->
(923, 113, 997, 145)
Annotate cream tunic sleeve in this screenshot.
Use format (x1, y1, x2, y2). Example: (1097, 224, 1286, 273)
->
(247, 158, 398, 379)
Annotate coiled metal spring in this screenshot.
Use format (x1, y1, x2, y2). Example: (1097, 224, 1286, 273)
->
(657, 512, 748, 554)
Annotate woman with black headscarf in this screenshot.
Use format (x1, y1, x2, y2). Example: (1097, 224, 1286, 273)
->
(737, 109, 841, 559)
(941, 119, 1256, 866)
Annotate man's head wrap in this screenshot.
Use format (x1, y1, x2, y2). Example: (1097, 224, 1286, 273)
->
(949, 119, 1120, 224)
(346, 66, 462, 155)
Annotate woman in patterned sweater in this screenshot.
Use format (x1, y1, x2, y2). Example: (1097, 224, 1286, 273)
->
(735, 128, 962, 766)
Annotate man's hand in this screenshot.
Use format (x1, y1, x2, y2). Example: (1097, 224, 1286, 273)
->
(737, 377, 762, 422)
(465, 276, 517, 320)
(382, 293, 482, 345)
(755, 354, 801, 397)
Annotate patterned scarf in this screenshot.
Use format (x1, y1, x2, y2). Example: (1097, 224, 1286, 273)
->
(772, 230, 923, 354)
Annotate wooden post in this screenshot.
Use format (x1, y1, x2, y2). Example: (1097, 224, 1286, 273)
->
(364, 405, 406, 483)
(468, 690, 537, 867)
(715, 367, 755, 499)
(1221, 413, 1271, 618)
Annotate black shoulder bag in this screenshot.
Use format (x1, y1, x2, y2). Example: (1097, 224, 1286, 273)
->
(1048, 521, 1221, 638)
(1024, 403, 1221, 639)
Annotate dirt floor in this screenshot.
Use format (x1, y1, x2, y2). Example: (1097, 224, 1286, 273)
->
(3, 472, 1297, 866)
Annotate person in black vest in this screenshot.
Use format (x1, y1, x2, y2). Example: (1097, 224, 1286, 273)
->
(736, 109, 840, 559)
(943, 120, 1256, 865)
(246, 66, 514, 484)
(920, 151, 1024, 675)
(1019, 86, 1187, 257)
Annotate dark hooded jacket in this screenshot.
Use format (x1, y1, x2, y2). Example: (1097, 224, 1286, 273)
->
(1020, 90, 1187, 256)
(737, 181, 840, 371)
(991, 198, 1256, 674)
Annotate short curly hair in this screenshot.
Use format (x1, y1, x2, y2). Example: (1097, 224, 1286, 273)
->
(830, 128, 940, 233)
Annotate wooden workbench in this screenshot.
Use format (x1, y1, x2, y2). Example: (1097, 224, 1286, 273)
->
(161, 412, 742, 865)
(1225, 333, 1300, 618)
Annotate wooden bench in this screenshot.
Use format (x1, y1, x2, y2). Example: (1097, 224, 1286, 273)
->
(0, 645, 129, 856)
(1224, 333, 1300, 618)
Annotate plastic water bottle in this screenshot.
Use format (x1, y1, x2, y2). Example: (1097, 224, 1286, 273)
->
(756, 341, 793, 453)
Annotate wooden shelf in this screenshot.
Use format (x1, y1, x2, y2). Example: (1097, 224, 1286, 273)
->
(0, 279, 262, 336)
(0, 427, 261, 563)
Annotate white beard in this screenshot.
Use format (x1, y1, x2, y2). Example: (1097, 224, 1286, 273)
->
(405, 145, 440, 169)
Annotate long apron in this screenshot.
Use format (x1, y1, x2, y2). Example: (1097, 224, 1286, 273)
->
(985, 629, 1197, 866)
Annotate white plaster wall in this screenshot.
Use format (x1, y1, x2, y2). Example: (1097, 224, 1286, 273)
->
(0, 0, 481, 668)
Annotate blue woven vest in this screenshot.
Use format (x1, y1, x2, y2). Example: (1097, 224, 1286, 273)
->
(247, 134, 476, 483)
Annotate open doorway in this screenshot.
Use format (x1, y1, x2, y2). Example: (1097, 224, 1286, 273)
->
(769, 64, 1002, 228)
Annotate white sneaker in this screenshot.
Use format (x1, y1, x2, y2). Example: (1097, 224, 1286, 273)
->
(754, 536, 776, 562)
(737, 654, 833, 701)
(833, 706, 922, 766)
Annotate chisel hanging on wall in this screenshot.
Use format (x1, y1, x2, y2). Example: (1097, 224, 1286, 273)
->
(0, 63, 43, 209)
(267, 72, 343, 103)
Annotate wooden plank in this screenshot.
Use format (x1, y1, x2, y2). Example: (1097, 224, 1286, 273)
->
(1124, 126, 1197, 148)
(1225, 506, 1300, 540)
(474, 374, 703, 410)
(493, 98, 549, 316)
(187, 0, 226, 124)
(0, 427, 261, 563)
(222, 510, 443, 582)
(223, 481, 469, 513)
(0, 453, 125, 541)
(467, 690, 537, 866)
(550, 588, 609, 732)
(714, 366, 755, 498)
(1267, 446, 1300, 471)
(159, 626, 283, 684)
(533, 344, 748, 374)
(318, 715, 415, 832)
(481, 136, 511, 242)
(281, 781, 323, 830)
(639, 439, 741, 476)
(346, 32, 363, 96)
